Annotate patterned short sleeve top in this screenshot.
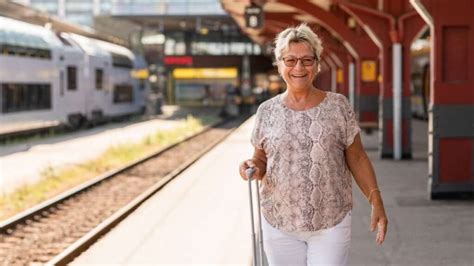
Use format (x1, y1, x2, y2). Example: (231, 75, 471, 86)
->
(251, 91, 360, 233)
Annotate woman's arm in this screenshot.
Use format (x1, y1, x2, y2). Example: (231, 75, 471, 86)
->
(239, 148, 267, 180)
(345, 133, 388, 245)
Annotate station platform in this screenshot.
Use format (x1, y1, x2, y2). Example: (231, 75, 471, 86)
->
(71, 115, 255, 265)
(71, 117, 474, 265)
(0, 120, 62, 137)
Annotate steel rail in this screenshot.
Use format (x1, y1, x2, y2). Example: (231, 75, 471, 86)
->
(46, 119, 240, 265)
(0, 119, 229, 234)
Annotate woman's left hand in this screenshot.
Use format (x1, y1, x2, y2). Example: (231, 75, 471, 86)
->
(370, 197, 388, 245)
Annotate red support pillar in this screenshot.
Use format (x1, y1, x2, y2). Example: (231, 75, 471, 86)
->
(334, 52, 350, 96)
(330, 50, 350, 97)
(317, 60, 332, 91)
(325, 51, 340, 93)
(411, 0, 474, 198)
(340, 0, 425, 159)
(319, 29, 352, 97)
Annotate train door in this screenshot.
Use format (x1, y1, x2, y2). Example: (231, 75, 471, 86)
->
(55, 34, 89, 128)
(87, 54, 110, 123)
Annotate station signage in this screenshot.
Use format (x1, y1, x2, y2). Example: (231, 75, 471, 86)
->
(361, 60, 377, 82)
(164, 56, 193, 66)
(131, 68, 149, 79)
(173, 68, 238, 79)
(337, 69, 344, 83)
(245, 4, 263, 29)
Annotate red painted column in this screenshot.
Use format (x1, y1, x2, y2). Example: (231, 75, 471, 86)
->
(340, 0, 425, 159)
(323, 51, 338, 93)
(331, 50, 350, 97)
(317, 60, 332, 92)
(355, 41, 380, 130)
(412, 0, 474, 198)
(336, 52, 350, 96)
(320, 30, 352, 97)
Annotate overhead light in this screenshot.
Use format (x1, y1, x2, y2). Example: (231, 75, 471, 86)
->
(347, 17, 356, 29)
(199, 27, 209, 35)
(149, 74, 158, 83)
(141, 34, 165, 45)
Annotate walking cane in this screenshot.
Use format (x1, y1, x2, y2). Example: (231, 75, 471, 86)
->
(246, 167, 265, 266)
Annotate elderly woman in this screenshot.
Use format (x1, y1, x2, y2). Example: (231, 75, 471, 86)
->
(239, 24, 388, 265)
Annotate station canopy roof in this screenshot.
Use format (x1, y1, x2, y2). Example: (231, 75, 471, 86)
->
(219, 0, 425, 57)
(0, 1, 127, 46)
(93, 14, 242, 44)
(219, 0, 336, 47)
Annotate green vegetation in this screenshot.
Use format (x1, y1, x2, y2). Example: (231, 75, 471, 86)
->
(0, 115, 219, 220)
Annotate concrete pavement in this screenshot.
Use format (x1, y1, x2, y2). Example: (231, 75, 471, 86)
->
(70, 118, 474, 265)
(349, 120, 474, 265)
(71, 115, 255, 265)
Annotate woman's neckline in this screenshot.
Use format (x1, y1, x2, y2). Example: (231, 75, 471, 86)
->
(278, 91, 330, 112)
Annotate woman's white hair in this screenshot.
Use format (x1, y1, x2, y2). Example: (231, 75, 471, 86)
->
(273, 24, 323, 69)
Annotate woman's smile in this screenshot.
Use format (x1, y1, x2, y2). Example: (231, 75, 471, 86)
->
(290, 73, 308, 78)
(278, 42, 318, 91)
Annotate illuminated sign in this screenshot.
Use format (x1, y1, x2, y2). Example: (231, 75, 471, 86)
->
(131, 68, 149, 79)
(173, 68, 238, 79)
(142, 34, 165, 45)
(337, 69, 344, 83)
(245, 4, 263, 29)
(164, 56, 193, 65)
(361, 60, 377, 82)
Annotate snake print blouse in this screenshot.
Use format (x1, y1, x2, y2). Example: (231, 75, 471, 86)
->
(251, 92, 360, 233)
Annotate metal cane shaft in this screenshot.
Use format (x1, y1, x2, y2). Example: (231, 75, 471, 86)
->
(256, 180, 264, 265)
(246, 168, 258, 266)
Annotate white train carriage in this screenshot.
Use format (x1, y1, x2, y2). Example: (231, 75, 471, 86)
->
(66, 33, 145, 122)
(99, 38, 146, 118)
(0, 16, 146, 133)
(0, 16, 84, 131)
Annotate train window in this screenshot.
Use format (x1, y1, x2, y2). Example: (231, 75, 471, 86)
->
(18, 47, 27, 57)
(46, 50, 51, 58)
(113, 85, 134, 103)
(0, 45, 7, 55)
(1, 83, 51, 113)
(95, 68, 103, 90)
(38, 49, 51, 59)
(7, 46, 15, 55)
(111, 53, 133, 69)
(60, 70, 65, 96)
(0, 44, 51, 59)
(67, 66, 77, 90)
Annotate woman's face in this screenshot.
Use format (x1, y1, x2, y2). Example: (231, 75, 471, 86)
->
(278, 42, 318, 92)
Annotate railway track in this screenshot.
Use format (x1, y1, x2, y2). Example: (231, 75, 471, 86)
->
(0, 118, 243, 266)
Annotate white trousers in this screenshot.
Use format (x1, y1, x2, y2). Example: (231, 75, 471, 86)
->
(262, 211, 352, 266)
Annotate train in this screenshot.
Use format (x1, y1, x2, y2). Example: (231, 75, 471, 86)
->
(0, 16, 148, 133)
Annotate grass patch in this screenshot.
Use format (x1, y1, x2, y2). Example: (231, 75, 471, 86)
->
(0, 115, 220, 221)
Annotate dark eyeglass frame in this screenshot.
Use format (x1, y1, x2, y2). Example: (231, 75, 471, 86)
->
(281, 56, 317, 67)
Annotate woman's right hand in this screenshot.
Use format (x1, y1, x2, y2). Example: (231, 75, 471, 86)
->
(239, 159, 263, 180)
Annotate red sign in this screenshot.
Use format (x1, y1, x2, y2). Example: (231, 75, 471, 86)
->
(164, 56, 193, 65)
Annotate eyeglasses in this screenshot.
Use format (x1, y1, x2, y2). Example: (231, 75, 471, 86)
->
(281, 56, 316, 67)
